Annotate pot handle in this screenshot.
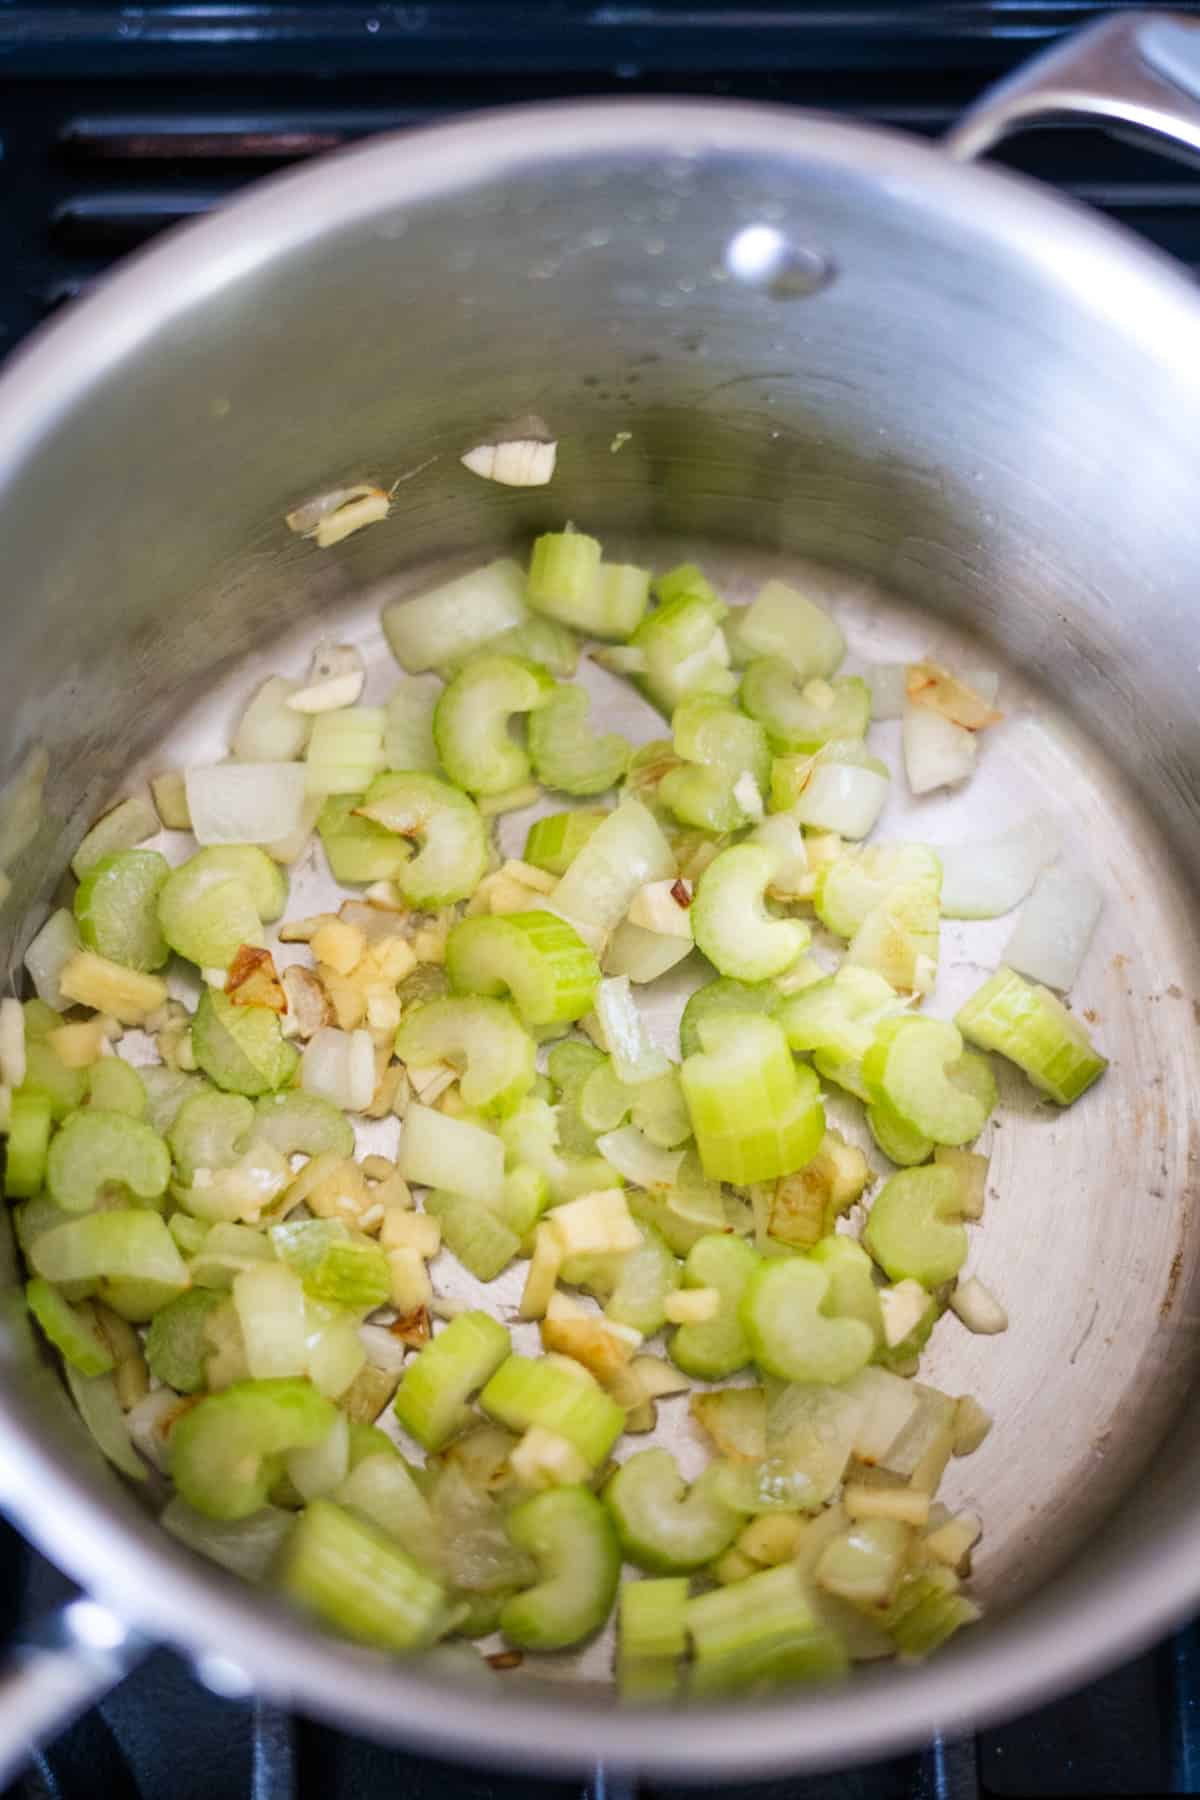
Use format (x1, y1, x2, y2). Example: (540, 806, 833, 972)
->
(0, 1598, 147, 1791)
(945, 11, 1200, 163)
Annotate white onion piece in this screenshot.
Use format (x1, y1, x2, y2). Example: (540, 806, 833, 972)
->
(234, 1263, 308, 1379)
(24, 906, 82, 1011)
(185, 762, 308, 848)
(794, 763, 889, 838)
(358, 1322, 412, 1375)
(552, 799, 675, 935)
(751, 814, 809, 896)
(126, 1388, 184, 1473)
(302, 1026, 376, 1112)
(233, 676, 311, 761)
(382, 559, 528, 674)
(603, 920, 692, 984)
(594, 975, 671, 1085)
(963, 666, 1001, 706)
(937, 812, 1061, 919)
(733, 771, 764, 820)
(1002, 864, 1103, 991)
(287, 1410, 350, 1499)
(396, 1102, 505, 1208)
(626, 880, 692, 939)
(865, 662, 909, 721)
(902, 702, 977, 796)
(596, 1124, 684, 1192)
(161, 1496, 296, 1581)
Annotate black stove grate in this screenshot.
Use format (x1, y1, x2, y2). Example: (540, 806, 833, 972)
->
(3, 4, 1200, 1795)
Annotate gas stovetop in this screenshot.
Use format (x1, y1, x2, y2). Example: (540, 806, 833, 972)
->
(3, 4, 1200, 1796)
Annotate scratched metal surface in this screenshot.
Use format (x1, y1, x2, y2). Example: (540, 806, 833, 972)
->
(110, 536, 1200, 1686)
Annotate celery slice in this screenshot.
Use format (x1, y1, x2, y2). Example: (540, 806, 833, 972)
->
(140, 1067, 207, 1137)
(863, 1166, 967, 1288)
(158, 846, 286, 968)
(445, 911, 600, 1029)
(955, 965, 1107, 1104)
(74, 849, 170, 972)
(381, 676, 441, 772)
(433, 654, 554, 797)
(523, 810, 607, 877)
(334, 1452, 435, 1564)
(145, 1287, 223, 1392)
(5, 1090, 52, 1197)
(395, 996, 536, 1115)
(686, 1562, 848, 1693)
(631, 1067, 691, 1149)
(86, 1058, 147, 1119)
(867, 1097, 934, 1167)
(680, 1016, 824, 1186)
(619, 1575, 689, 1659)
(392, 1311, 511, 1451)
(775, 966, 903, 1064)
(678, 975, 779, 1061)
(499, 1485, 621, 1650)
(171, 1377, 337, 1519)
(499, 1164, 549, 1239)
(279, 1498, 449, 1649)
(771, 743, 891, 839)
(169, 1089, 253, 1181)
(31, 1208, 187, 1291)
(714, 1381, 863, 1517)
(579, 1057, 631, 1135)
(816, 1517, 911, 1607)
(253, 1091, 354, 1159)
(528, 686, 630, 796)
(691, 845, 810, 982)
(862, 1018, 989, 1147)
(21, 1041, 88, 1122)
(604, 1224, 681, 1335)
(658, 765, 746, 834)
(47, 1108, 170, 1212)
(356, 772, 488, 907)
(396, 1104, 505, 1209)
(480, 1355, 624, 1467)
(304, 706, 386, 798)
(425, 1189, 521, 1282)
(271, 1219, 391, 1308)
(669, 1233, 759, 1380)
(528, 533, 650, 641)
(191, 989, 299, 1098)
(383, 559, 529, 674)
(846, 881, 940, 996)
(630, 590, 734, 717)
(26, 1279, 115, 1376)
(673, 695, 771, 788)
(809, 1235, 885, 1350)
(814, 843, 942, 939)
(732, 579, 845, 682)
(317, 794, 413, 884)
(605, 1447, 739, 1572)
(741, 661, 870, 754)
(446, 614, 580, 682)
(740, 1255, 875, 1385)
(876, 1565, 980, 1657)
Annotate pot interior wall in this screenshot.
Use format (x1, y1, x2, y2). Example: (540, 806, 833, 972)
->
(2, 109, 1200, 1715)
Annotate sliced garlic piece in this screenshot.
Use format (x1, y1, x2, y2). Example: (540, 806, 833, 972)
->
(461, 439, 557, 487)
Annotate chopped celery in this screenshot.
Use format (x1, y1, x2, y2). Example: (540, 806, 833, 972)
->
(732, 580, 845, 682)
(767, 1133, 869, 1249)
(395, 996, 535, 1115)
(741, 661, 870, 754)
(680, 1015, 824, 1185)
(278, 1498, 449, 1650)
(630, 590, 735, 717)
(500, 1164, 549, 1238)
(673, 695, 771, 789)
(816, 1517, 911, 1607)
(21, 1040, 88, 1121)
(771, 743, 891, 840)
(955, 965, 1107, 1104)
(580, 1057, 631, 1134)
(335, 1452, 435, 1563)
(876, 1565, 980, 1657)
(393, 1311, 511, 1451)
(356, 772, 488, 907)
(317, 794, 413, 884)
(605, 1447, 739, 1572)
(480, 1355, 624, 1467)
(863, 1166, 967, 1288)
(5, 1090, 52, 1197)
(23, 998, 60, 1039)
(528, 686, 630, 797)
(382, 558, 529, 674)
(846, 880, 940, 996)
(47, 1108, 170, 1212)
(86, 1058, 147, 1119)
(74, 848, 170, 972)
(396, 1104, 504, 1209)
(25, 1279, 115, 1376)
(144, 1287, 223, 1392)
(714, 1381, 863, 1516)
(678, 975, 779, 1061)
(432, 654, 554, 797)
(169, 1089, 253, 1181)
(631, 1067, 691, 1149)
(862, 1018, 990, 1147)
(499, 1485, 621, 1650)
(140, 1066, 207, 1137)
(382, 676, 441, 772)
(686, 1562, 848, 1693)
(271, 1219, 390, 1308)
(158, 846, 286, 968)
(253, 1091, 354, 1159)
(425, 1189, 521, 1282)
(445, 911, 600, 1029)
(810, 1235, 885, 1350)
(691, 846, 810, 982)
(448, 614, 580, 682)
(658, 765, 744, 835)
(523, 810, 607, 877)
(528, 532, 650, 641)
(191, 989, 299, 1098)
(551, 796, 676, 936)
(814, 843, 942, 939)
(71, 794, 158, 879)
(619, 1575, 689, 1659)
(31, 1208, 187, 1292)
(669, 1233, 759, 1380)
(304, 706, 386, 798)
(867, 1097, 934, 1168)
(740, 1255, 875, 1385)
(604, 1224, 681, 1335)
(171, 1377, 338, 1519)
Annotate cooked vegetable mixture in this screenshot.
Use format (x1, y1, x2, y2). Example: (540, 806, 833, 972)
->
(5, 530, 1107, 1695)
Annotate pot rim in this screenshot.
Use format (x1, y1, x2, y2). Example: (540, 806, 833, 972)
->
(2, 96, 1199, 1775)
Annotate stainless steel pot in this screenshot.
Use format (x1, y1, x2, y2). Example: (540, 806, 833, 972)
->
(2, 11, 1200, 1783)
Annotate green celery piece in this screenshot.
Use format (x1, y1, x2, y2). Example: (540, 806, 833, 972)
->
(382, 558, 528, 675)
(740, 1255, 875, 1385)
(424, 1189, 520, 1282)
(23, 998, 61, 1039)
(604, 1223, 681, 1336)
(630, 590, 735, 717)
(876, 1564, 980, 1656)
(549, 796, 676, 935)
(680, 1015, 824, 1186)
(337, 1451, 439, 1568)
(528, 686, 630, 797)
(355, 772, 488, 908)
(875, 1288, 942, 1375)
(86, 1058, 147, 1119)
(157, 847, 286, 969)
(658, 765, 746, 834)
(863, 1166, 967, 1288)
(862, 1017, 988, 1147)
(172, 1377, 338, 1519)
(579, 1057, 631, 1135)
(499, 1164, 549, 1239)
(523, 810, 607, 877)
(691, 845, 810, 982)
(191, 989, 299, 1099)
(867, 1095, 934, 1166)
(809, 1235, 885, 1349)
(47, 1108, 170, 1212)
(627, 1181, 721, 1259)
(145, 1287, 223, 1392)
(75, 849, 170, 972)
(669, 1233, 759, 1380)
(814, 843, 942, 939)
(630, 1067, 691, 1149)
(687, 1561, 848, 1694)
(445, 911, 600, 1029)
(446, 614, 580, 681)
(622, 738, 684, 814)
(395, 995, 536, 1115)
(653, 562, 719, 607)
(732, 579, 845, 682)
(955, 965, 1107, 1104)
(679, 975, 780, 1061)
(673, 694, 771, 787)
(740, 660, 870, 754)
(618, 1575, 689, 1660)
(845, 881, 940, 996)
(31, 1208, 187, 1290)
(432, 654, 554, 797)
(70, 795, 158, 880)
(480, 1355, 624, 1468)
(5, 1090, 53, 1197)
(305, 706, 387, 798)
(169, 1089, 254, 1181)
(776, 966, 904, 1064)
(168, 1212, 209, 1256)
(382, 675, 441, 771)
(140, 1066, 207, 1137)
(316, 794, 413, 885)
(499, 1485, 621, 1651)
(528, 532, 650, 641)
(393, 1311, 511, 1451)
(253, 1091, 354, 1159)
(815, 1516, 911, 1607)
(278, 1498, 449, 1650)
(346, 1422, 399, 1471)
(604, 1448, 739, 1573)
(25, 1279, 115, 1376)
(271, 1219, 390, 1308)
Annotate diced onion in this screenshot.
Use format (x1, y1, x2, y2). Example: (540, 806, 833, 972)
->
(603, 921, 692, 984)
(185, 763, 309, 848)
(794, 762, 889, 838)
(865, 662, 908, 721)
(593, 976, 671, 1084)
(937, 813, 1061, 920)
(234, 1263, 309, 1379)
(25, 907, 83, 1011)
(395, 1102, 505, 1208)
(286, 1410, 350, 1498)
(233, 676, 311, 762)
(1002, 864, 1103, 991)
(358, 1322, 411, 1375)
(302, 1026, 377, 1112)
(161, 1496, 296, 1581)
(902, 702, 977, 796)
